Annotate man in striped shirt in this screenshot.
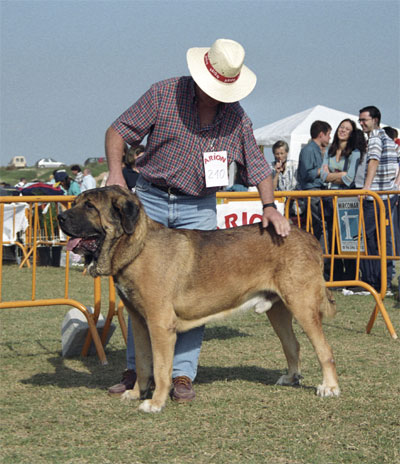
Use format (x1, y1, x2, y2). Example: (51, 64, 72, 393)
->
(106, 39, 290, 403)
(359, 105, 400, 294)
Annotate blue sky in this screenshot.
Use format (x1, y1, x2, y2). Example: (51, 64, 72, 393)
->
(1, 0, 399, 166)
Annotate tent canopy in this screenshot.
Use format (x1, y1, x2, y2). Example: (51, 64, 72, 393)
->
(254, 105, 362, 163)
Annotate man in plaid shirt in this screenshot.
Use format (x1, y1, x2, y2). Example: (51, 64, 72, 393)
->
(359, 105, 400, 295)
(106, 39, 290, 402)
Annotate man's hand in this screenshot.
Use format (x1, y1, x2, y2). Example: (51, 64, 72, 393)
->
(106, 171, 128, 189)
(262, 206, 291, 237)
(275, 160, 284, 173)
(257, 175, 291, 237)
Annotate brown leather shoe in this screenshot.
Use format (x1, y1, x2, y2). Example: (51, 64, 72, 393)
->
(171, 376, 195, 402)
(108, 369, 136, 396)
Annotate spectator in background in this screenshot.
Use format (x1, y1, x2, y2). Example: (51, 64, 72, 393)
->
(54, 171, 81, 195)
(71, 165, 84, 189)
(15, 177, 27, 188)
(383, 126, 399, 143)
(359, 105, 400, 295)
(122, 145, 144, 191)
(272, 140, 297, 191)
(383, 126, 400, 293)
(320, 119, 360, 281)
(320, 119, 360, 189)
(49, 169, 66, 185)
(297, 120, 332, 241)
(81, 168, 97, 192)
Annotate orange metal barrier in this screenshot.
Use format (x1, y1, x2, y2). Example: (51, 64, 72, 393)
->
(0, 202, 31, 267)
(0, 195, 108, 364)
(214, 189, 398, 339)
(1, 189, 398, 365)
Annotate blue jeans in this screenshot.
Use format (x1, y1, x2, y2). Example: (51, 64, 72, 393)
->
(126, 175, 217, 381)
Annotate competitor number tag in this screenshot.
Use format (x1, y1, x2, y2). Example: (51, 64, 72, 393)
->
(203, 151, 229, 188)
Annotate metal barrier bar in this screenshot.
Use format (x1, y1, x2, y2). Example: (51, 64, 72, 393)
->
(215, 189, 398, 339)
(0, 195, 108, 364)
(1, 191, 398, 356)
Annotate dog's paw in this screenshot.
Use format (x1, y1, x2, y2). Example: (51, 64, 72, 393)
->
(276, 373, 303, 386)
(316, 384, 340, 397)
(138, 399, 163, 413)
(121, 390, 140, 402)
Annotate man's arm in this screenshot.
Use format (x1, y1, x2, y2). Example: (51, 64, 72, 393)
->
(257, 175, 291, 237)
(394, 165, 400, 189)
(105, 126, 128, 188)
(298, 148, 320, 183)
(363, 159, 379, 190)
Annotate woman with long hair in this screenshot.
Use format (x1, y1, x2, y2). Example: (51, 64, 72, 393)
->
(320, 119, 361, 282)
(320, 119, 360, 188)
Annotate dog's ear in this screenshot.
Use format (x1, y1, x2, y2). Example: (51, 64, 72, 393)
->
(112, 196, 140, 234)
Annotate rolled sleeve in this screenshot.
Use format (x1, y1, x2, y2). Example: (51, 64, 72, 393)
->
(367, 131, 382, 162)
(111, 85, 158, 145)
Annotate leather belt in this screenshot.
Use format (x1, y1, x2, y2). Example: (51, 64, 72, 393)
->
(152, 183, 187, 196)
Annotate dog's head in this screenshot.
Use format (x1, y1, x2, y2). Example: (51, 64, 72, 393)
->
(58, 186, 141, 275)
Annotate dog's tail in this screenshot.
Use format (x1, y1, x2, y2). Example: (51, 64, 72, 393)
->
(320, 286, 336, 319)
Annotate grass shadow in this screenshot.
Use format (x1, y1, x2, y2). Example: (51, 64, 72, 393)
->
(196, 365, 316, 393)
(20, 349, 128, 391)
(20, 353, 314, 394)
(203, 326, 250, 341)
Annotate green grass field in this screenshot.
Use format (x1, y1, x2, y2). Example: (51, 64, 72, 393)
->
(1, 264, 400, 464)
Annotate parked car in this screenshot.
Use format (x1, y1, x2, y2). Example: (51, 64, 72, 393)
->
(84, 157, 105, 166)
(8, 156, 27, 168)
(36, 158, 66, 169)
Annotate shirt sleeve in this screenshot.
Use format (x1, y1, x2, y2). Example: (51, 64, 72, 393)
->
(298, 146, 320, 183)
(70, 182, 81, 195)
(342, 149, 361, 187)
(236, 122, 272, 186)
(111, 84, 158, 145)
(367, 130, 382, 162)
(320, 151, 329, 183)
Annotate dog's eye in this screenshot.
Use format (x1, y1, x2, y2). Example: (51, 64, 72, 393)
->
(85, 201, 95, 209)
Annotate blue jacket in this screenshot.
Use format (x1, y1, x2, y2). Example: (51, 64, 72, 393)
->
(297, 140, 325, 190)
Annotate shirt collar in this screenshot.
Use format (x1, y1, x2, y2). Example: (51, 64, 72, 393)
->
(190, 77, 227, 124)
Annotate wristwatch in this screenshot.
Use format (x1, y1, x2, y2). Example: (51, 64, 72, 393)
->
(262, 202, 277, 209)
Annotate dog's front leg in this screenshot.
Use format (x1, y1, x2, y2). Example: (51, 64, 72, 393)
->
(139, 319, 177, 413)
(122, 309, 153, 403)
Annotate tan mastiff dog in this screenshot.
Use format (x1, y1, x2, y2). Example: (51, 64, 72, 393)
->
(58, 186, 340, 413)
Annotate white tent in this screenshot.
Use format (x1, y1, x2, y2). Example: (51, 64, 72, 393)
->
(254, 105, 362, 164)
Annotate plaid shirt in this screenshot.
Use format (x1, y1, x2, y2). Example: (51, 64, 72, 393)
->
(112, 76, 271, 196)
(366, 128, 400, 198)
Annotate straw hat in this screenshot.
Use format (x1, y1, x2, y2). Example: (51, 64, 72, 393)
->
(187, 38, 257, 103)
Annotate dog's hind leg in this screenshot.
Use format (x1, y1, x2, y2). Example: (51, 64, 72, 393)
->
(138, 314, 177, 413)
(266, 301, 302, 386)
(288, 295, 340, 398)
(122, 309, 153, 403)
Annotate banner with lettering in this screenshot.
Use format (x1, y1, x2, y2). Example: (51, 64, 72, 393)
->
(217, 201, 263, 229)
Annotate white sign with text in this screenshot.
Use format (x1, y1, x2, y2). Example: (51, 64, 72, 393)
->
(203, 151, 229, 187)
